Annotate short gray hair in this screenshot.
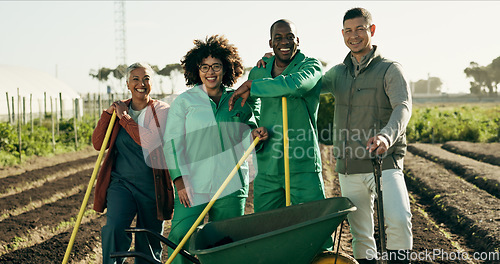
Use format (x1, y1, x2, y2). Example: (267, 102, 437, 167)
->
(126, 62, 155, 80)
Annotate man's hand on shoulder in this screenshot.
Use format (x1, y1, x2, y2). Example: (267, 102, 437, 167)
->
(228, 80, 252, 111)
(256, 52, 274, 68)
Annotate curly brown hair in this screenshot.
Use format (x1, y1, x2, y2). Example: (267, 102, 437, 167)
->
(181, 35, 243, 88)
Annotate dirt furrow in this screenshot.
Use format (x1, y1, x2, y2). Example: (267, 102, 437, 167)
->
(0, 147, 97, 179)
(408, 143, 500, 199)
(406, 190, 478, 263)
(442, 141, 500, 167)
(0, 214, 106, 264)
(1, 144, 498, 263)
(0, 156, 96, 198)
(404, 151, 500, 253)
(0, 189, 98, 255)
(0, 168, 92, 218)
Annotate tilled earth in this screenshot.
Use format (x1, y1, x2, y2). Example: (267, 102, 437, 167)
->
(0, 142, 499, 263)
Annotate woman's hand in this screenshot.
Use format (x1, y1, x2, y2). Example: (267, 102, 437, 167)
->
(252, 127, 269, 141)
(174, 177, 192, 208)
(112, 101, 128, 119)
(105, 104, 115, 115)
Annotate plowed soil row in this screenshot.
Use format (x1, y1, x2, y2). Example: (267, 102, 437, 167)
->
(0, 168, 92, 220)
(405, 142, 500, 262)
(408, 143, 500, 199)
(0, 152, 96, 198)
(442, 141, 500, 167)
(0, 143, 499, 263)
(405, 151, 499, 250)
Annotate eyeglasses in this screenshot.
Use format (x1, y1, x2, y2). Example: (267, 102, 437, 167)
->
(199, 63, 223, 73)
(343, 25, 372, 36)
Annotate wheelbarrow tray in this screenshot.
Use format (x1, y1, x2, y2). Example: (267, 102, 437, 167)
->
(189, 197, 356, 264)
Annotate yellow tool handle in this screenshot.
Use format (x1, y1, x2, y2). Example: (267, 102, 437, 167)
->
(166, 136, 261, 264)
(62, 111, 117, 264)
(282, 97, 290, 206)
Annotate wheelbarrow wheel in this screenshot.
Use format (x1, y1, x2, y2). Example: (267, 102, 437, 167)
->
(311, 251, 358, 264)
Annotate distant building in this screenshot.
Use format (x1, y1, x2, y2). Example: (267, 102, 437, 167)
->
(0, 65, 82, 122)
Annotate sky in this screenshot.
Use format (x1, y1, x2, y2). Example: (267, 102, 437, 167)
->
(1, 1, 499, 96)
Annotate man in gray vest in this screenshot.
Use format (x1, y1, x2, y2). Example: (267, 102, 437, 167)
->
(322, 7, 412, 264)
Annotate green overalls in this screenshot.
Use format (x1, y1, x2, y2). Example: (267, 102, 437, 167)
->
(248, 51, 332, 251)
(102, 106, 164, 264)
(164, 85, 257, 264)
(248, 51, 326, 210)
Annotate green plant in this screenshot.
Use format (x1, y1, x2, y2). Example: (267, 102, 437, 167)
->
(407, 104, 500, 143)
(0, 114, 98, 167)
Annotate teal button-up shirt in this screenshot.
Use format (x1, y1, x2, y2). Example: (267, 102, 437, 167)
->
(248, 51, 323, 175)
(164, 85, 257, 199)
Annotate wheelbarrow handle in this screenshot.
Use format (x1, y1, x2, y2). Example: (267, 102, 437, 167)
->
(124, 228, 201, 264)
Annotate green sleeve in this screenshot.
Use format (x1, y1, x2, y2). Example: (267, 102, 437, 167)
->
(250, 58, 323, 98)
(163, 97, 187, 180)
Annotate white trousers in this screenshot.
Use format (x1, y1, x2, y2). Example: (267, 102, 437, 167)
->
(339, 169, 412, 259)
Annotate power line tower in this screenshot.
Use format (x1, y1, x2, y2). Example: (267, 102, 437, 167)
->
(114, 1, 127, 66)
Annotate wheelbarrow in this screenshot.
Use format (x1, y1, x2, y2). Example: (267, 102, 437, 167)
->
(112, 197, 356, 264)
(190, 196, 356, 264)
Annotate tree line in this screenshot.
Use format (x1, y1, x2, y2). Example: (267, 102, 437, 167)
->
(89, 63, 184, 95)
(90, 55, 500, 97)
(464, 56, 500, 95)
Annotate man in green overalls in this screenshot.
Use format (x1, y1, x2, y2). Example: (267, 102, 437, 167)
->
(229, 19, 332, 250)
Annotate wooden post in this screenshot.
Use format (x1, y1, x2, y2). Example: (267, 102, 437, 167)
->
(51, 96, 55, 153)
(30, 94, 33, 134)
(92, 95, 95, 118)
(92, 93, 96, 123)
(98, 94, 102, 126)
(55, 97, 59, 136)
(44, 91, 47, 119)
(38, 99, 42, 126)
(74, 99, 79, 150)
(22, 96, 26, 125)
(86, 93, 91, 120)
(17, 88, 22, 162)
(59, 92, 63, 120)
(77, 98, 81, 121)
(6, 92, 11, 124)
(11, 96, 15, 123)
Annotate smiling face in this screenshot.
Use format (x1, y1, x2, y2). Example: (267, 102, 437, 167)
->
(199, 55, 224, 92)
(342, 16, 375, 59)
(127, 67, 152, 102)
(269, 22, 299, 67)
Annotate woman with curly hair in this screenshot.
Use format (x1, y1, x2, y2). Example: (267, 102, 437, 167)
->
(163, 35, 268, 263)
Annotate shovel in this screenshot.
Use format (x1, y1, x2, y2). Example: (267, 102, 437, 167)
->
(371, 155, 387, 264)
(282, 97, 290, 206)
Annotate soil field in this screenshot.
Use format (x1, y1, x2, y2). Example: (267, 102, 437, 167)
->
(0, 142, 499, 263)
